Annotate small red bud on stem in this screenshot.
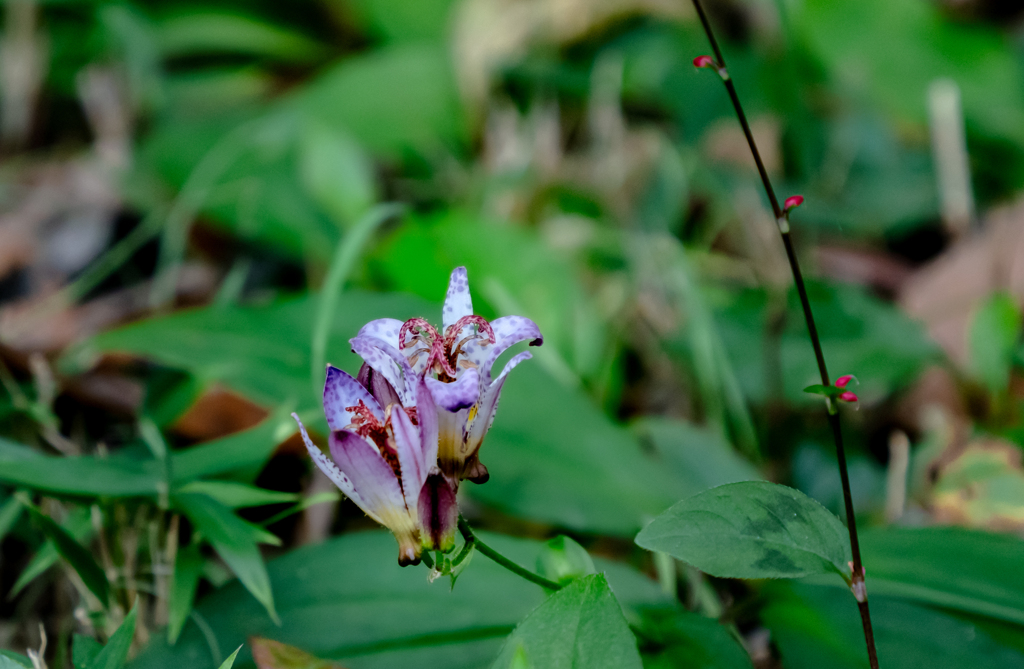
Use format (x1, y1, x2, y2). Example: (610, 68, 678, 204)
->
(693, 55, 714, 69)
(784, 195, 804, 212)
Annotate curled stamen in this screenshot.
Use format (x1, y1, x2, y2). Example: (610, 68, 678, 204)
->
(444, 315, 495, 349)
(400, 317, 457, 377)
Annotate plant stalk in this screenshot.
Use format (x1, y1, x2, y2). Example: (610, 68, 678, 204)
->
(689, 1, 879, 666)
(456, 516, 562, 591)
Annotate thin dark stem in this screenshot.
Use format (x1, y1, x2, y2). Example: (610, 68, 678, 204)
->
(457, 516, 562, 591)
(689, 2, 879, 667)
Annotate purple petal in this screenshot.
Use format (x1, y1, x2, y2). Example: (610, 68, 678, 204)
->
(350, 335, 415, 406)
(425, 367, 480, 412)
(442, 267, 473, 333)
(465, 351, 533, 460)
(291, 413, 372, 521)
(389, 374, 439, 505)
(357, 362, 402, 409)
(461, 315, 542, 383)
(329, 429, 409, 525)
(323, 365, 383, 431)
(418, 473, 458, 552)
(356, 318, 403, 350)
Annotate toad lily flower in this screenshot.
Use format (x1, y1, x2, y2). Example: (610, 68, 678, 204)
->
(292, 363, 457, 565)
(352, 267, 543, 486)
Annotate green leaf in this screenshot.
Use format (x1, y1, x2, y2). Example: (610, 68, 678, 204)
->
(0, 495, 23, 543)
(347, 0, 458, 43)
(0, 651, 32, 668)
(802, 384, 843, 399)
(296, 44, 466, 157)
(172, 492, 278, 622)
(797, 0, 1024, 146)
(763, 582, 1024, 669)
(298, 123, 377, 229)
(635, 481, 851, 579)
(168, 543, 204, 644)
(859, 526, 1024, 626)
(0, 441, 162, 500)
(128, 531, 672, 669)
(970, 292, 1022, 392)
(536, 536, 596, 587)
(491, 574, 642, 669)
(154, 12, 327, 63)
(174, 481, 297, 509)
(21, 498, 109, 607)
(216, 646, 242, 669)
(85, 603, 138, 669)
(11, 507, 93, 598)
(170, 414, 295, 484)
(72, 635, 103, 669)
(640, 610, 753, 669)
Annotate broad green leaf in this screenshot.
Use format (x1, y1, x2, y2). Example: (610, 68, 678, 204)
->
(713, 281, 938, 405)
(859, 526, 1024, 626)
(0, 441, 162, 499)
(173, 493, 278, 622)
(11, 507, 93, 598)
(536, 536, 596, 587)
(640, 609, 753, 669)
(491, 574, 642, 669)
(21, 498, 109, 607)
(299, 123, 377, 229)
(85, 603, 138, 669)
(970, 292, 1022, 392)
(631, 418, 760, 491)
(154, 12, 327, 63)
(346, 0, 458, 43)
(635, 482, 851, 579)
(0, 651, 32, 668)
(73, 635, 103, 669)
(762, 582, 1024, 669)
(128, 531, 672, 669)
(168, 544, 204, 644)
(797, 0, 1024, 146)
(296, 44, 466, 157)
(174, 481, 297, 509)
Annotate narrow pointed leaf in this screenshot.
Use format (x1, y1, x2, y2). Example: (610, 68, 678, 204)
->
(173, 492, 278, 622)
(86, 602, 137, 669)
(21, 498, 109, 607)
(168, 543, 204, 644)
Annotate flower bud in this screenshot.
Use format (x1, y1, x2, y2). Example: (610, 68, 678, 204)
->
(784, 195, 804, 211)
(839, 391, 858, 403)
(835, 374, 854, 388)
(693, 55, 714, 69)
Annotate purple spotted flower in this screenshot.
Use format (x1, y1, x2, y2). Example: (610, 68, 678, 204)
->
(352, 267, 543, 486)
(292, 363, 457, 565)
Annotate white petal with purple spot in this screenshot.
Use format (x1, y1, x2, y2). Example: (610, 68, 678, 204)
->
(425, 367, 480, 412)
(330, 429, 409, 522)
(291, 413, 377, 523)
(350, 335, 415, 406)
(442, 266, 473, 333)
(323, 365, 383, 431)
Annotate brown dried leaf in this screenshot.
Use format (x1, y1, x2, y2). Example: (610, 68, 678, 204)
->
(250, 637, 347, 669)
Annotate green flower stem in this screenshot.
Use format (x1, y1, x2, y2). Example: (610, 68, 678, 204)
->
(689, 1, 879, 667)
(456, 516, 562, 591)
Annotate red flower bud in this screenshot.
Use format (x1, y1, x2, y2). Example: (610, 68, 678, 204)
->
(839, 391, 858, 403)
(693, 55, 714, 69)
(784, 195, 804, 211)
(835, 374, 854, 388)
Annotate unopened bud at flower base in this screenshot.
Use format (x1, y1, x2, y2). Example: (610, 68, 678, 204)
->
(693, 55, 715, 69)
(783, 195, 804, 212)
(835, 374, 855, 388)
(838, 391, 858, 403)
